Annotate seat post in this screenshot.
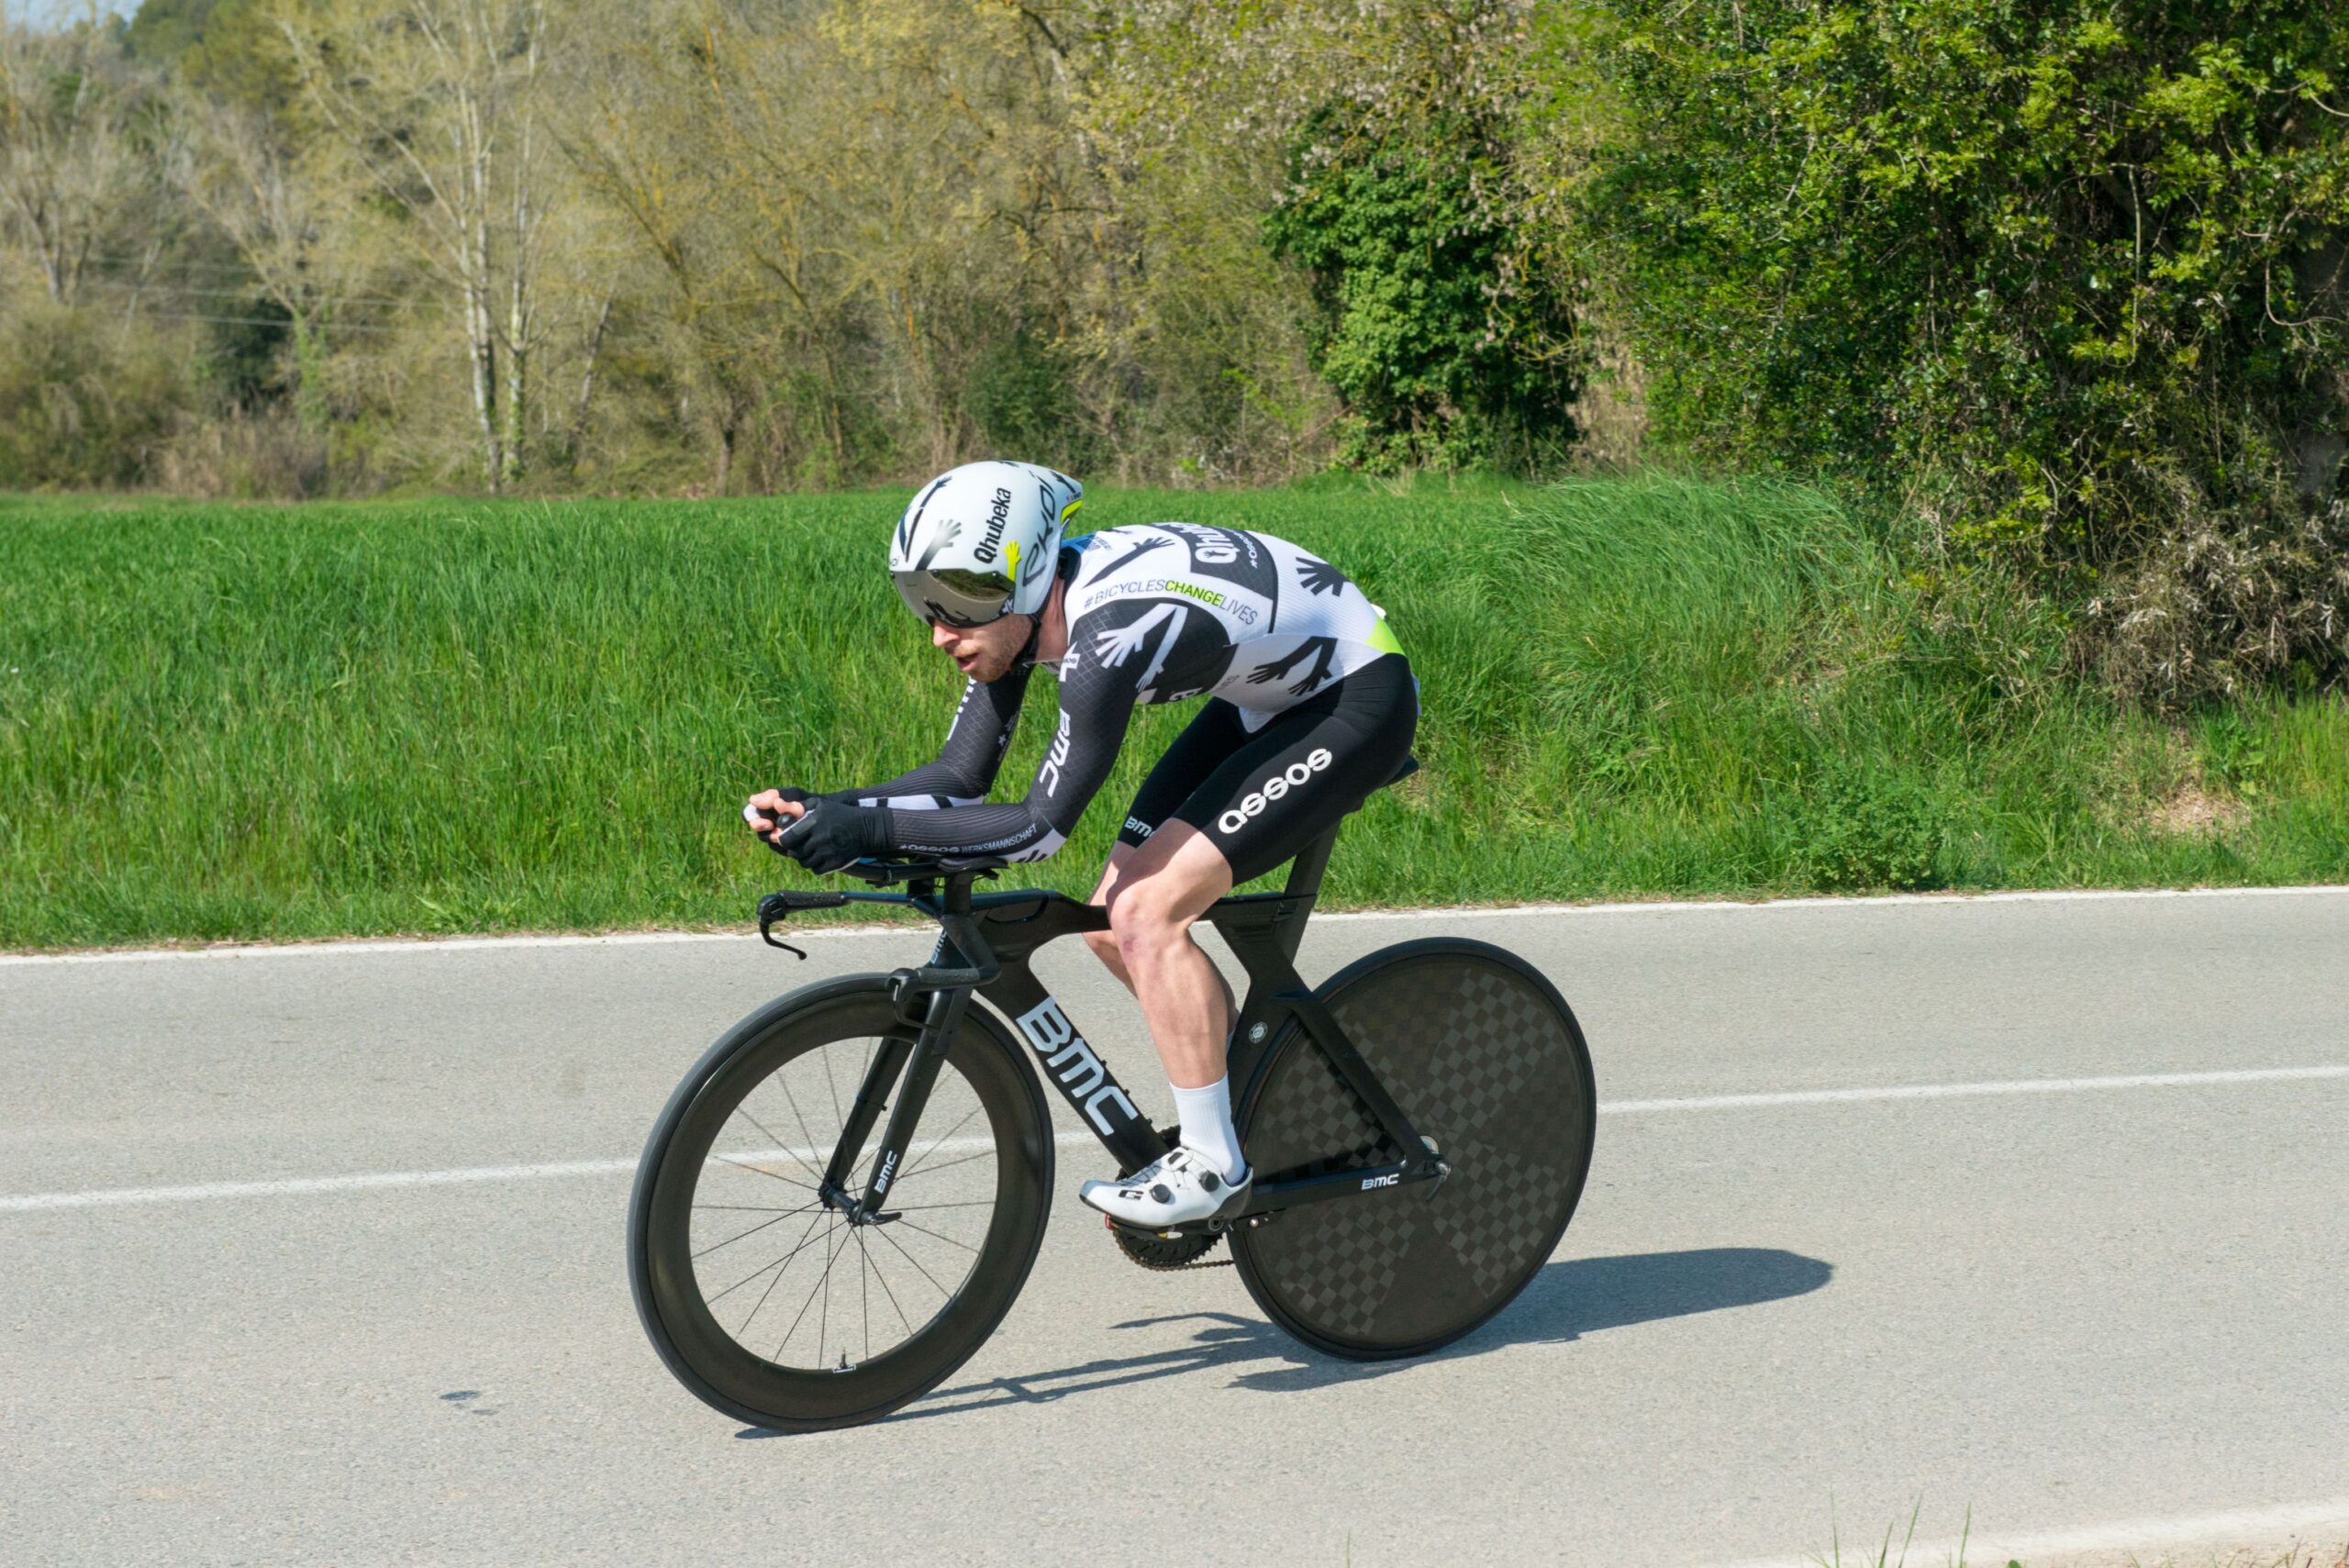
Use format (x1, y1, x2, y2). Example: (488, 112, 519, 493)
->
(1273, 823, 1343, 962)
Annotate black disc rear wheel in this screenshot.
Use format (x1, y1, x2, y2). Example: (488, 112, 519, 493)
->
(1230, 939, 1596, 1359)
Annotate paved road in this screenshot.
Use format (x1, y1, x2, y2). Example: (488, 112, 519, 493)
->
(4, 891, 2347, 1567)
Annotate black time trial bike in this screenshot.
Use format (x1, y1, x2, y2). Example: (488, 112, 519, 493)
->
(627, 792, 1598, 1431)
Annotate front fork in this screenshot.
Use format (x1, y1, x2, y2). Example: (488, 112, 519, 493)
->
(819, 971, 967, 1225)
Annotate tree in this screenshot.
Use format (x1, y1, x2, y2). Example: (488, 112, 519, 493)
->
(1086, 0, 1583, 473)
(179, 95, 334, 433)
(274, 0, 555, 488)
(0, 7, 172, 306)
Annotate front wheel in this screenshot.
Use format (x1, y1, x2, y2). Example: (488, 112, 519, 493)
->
(629, 976, 1053, 1430)
(1231, 939, 1597, 1359)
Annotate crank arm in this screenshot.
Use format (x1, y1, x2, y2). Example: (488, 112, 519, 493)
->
(1135, 1153, 1450, 1239)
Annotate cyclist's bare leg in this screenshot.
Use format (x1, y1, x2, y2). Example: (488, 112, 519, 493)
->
(1083, 844, 1239, 1025)
(1080, 847, 1139, 990)
(1088, 825, 1237, 1090)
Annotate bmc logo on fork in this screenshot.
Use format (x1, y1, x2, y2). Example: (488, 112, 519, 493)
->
(1015, 999, 1142, 1136)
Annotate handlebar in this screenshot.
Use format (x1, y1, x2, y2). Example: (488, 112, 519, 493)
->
(754, 858, 1007, 982)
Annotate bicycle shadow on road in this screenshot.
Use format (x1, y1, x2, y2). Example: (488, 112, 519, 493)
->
(782, 1246, 1828, 1431)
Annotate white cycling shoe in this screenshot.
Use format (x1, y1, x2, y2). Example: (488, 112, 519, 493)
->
(1079, 1146, 1252, 1229)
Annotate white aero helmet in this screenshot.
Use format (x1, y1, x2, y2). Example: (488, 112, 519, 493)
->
(890, 461, 1083, 627)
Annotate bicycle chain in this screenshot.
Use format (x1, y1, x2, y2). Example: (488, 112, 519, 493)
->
(1108, 1221, 1231, 1271)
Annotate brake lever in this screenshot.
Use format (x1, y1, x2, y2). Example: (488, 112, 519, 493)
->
(755, 893, 807, 959)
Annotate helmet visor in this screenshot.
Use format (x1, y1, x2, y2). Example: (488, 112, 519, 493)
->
(895, 566, 1017, 628)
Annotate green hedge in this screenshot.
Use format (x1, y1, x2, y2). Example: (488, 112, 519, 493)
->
(1586, 0, 2349, 701)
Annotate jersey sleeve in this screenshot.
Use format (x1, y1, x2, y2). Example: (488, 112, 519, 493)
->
(870, 630, 1139, 862)
(828, 663, 1030, 809)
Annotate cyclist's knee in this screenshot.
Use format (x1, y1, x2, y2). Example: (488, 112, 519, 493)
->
(1106, 877, 1197, 961)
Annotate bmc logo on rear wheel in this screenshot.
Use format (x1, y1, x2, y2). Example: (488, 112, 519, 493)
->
(1218, 748, 1333, 835)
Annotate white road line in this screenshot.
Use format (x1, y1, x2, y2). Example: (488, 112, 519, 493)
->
(1605, 1062, 2349, 1114)
(5, 1062, 2343, 1216)
(6, 883, 2344, 965)
(1702, 1495, 2349, 1568)
(0, 1132, 1096, 1214)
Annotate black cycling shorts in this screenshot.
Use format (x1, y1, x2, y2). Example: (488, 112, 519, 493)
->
(1115, 653, 1418, 885)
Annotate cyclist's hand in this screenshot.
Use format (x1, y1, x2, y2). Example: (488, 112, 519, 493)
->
(744, 786, 815, 849)
(774, 802, 888, 874)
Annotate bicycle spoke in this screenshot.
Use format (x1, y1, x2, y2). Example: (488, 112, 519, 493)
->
(693, 1202, 818, 1213)
(705, 1209, 829, 1308)
(732, 1101, 828, 1189)
(693, 1203, 819, 1261)
(732, 1219, 810, 1343)
(888, 1216, 980, 1253)
(896, 1101, 984, 1182)
(821, 1041, 846, 1130)
(871, 1217, 952, 1296)
(882, 1199, 997, 1212)
(853, 1226, 916, 1338)
(892, 1145, 996, 1183)
(709, 1152, 820, 1194)
(774, 1215, 849, 1362)
(818, 1211, 834, 1366)
(763, 1072, 836, 1186)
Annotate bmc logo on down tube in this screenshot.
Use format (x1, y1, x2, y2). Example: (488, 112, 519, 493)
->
(1219, 747, 1332, 835)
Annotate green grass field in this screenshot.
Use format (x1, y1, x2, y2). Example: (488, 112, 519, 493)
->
(3, 475, 2343, 949)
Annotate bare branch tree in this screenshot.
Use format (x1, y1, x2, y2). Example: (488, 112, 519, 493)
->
(273, 0, 555, 489)
(0, 6, 165, 306)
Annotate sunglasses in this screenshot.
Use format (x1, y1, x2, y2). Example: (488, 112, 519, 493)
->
(894, 567, 1017, 628)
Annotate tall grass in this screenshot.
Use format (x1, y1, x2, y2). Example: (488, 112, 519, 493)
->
(2, 477, 2343, 948)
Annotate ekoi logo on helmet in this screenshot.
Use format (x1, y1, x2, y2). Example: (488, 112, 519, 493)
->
(1218, 748, 1332, 835)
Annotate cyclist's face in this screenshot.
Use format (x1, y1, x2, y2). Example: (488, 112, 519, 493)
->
(930, 611, 1031, 683)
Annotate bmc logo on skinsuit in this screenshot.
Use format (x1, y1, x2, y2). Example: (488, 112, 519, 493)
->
(1036, 709, 1074, 795)
(1218, 747, 1333, 836)
(1014, 999, 1141, 1136)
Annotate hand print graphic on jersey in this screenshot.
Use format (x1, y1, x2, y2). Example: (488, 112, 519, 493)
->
(1295, 556, 1348, 597)
(1093, 602, 1189, 694)
(1246, 636, 1339, 697)
(1095, 532, 1175, 579)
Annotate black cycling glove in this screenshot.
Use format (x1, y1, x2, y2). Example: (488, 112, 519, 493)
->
(774, 802, 888, 874)
(744, 786, 818, 843)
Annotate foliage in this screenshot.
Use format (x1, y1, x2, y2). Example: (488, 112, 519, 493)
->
(0, 297, 193, 486)
(1584, 0, 2349, 703)
(1097, 0, 1585, 474)
(1266, 106, 1578, 472)
(1789, 763, 1946, 892)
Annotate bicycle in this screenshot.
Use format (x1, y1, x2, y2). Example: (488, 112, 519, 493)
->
(628, 796, 1598, 1431)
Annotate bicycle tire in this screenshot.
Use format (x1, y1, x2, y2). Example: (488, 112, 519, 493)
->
(629, 976, 1053, 1430)
(1230, 939, 1596, 1360)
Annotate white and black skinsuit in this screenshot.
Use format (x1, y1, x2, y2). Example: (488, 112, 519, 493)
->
(820, 521, 1418, 884)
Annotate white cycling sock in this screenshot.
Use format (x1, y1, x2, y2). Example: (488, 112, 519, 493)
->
(1171, 1076, 1247, 1184)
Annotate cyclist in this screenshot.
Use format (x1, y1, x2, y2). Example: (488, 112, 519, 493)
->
(746, 460, 1416, 1228)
